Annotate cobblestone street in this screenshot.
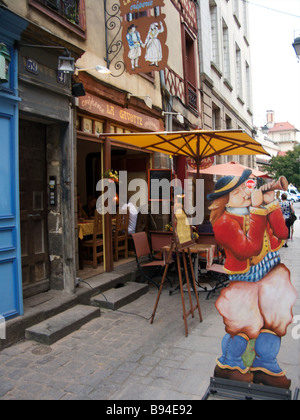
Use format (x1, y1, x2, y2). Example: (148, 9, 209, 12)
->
(0, 207, 300, 401)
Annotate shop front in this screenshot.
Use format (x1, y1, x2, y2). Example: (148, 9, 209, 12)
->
(76, 86, 164, 275)
(18, 41, 80, 297)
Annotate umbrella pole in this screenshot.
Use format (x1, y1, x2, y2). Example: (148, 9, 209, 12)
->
(196, 136, 201, 179)
(197, 160, 200, 179)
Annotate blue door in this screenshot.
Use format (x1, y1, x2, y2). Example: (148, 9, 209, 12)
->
(0, 99, 23, 319)
(0, 8, 28, 320)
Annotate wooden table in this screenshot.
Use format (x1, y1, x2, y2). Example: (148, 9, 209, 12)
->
(161, 242, 215, 280)
(78, 220, 94, 240)
(189, 243, 216, 281)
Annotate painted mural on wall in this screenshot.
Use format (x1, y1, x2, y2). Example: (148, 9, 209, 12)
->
(207, 169, 298, 389)
(119, 0, 169, 74)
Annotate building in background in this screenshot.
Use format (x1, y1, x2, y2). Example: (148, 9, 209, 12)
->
(256, 110, 300, 169)
(193, 0, 255, 212)
(267, 109, 300, 154)
(197, 0, 254, 155)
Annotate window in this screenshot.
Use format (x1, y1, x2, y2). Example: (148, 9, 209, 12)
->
(226, 115, 232, 130)
(245, 61, 251, 109)
(210, 1, 220, 68)
(212, 104, 221, 130)
(182, 26, 198, 113)
(29, 0, 86, 38)
(280, 133, 291, 142)
(235, 43, 243, 100)
(222, 20, 230, 82)
(41, 0, 80, 24)
(233, 0, 241, 27)
(242, 0, 249, 40)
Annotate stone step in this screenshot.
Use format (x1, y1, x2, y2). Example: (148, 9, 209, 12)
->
(91, 282, 149, 310)
(25, 305, 100, 345)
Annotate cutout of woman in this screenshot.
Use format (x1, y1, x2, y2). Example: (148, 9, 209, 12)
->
(144, 21, 164, 67)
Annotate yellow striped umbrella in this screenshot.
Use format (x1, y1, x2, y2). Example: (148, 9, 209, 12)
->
(101, 130, 269, 177)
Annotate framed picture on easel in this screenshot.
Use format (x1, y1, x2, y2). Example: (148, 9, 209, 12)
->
(150, 206, 202, 336)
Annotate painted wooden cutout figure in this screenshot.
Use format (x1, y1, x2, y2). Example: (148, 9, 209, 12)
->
(207, 169, 297, 389)
(126, 24, 142, 70)
(144, 21, 164, 67)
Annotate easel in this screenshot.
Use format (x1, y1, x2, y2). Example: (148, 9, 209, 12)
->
(150, 207, 203, 336)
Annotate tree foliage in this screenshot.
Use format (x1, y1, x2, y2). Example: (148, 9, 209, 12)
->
(262, 145, 300, 189)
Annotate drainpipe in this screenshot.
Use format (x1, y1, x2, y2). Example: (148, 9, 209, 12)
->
(159, 70, 173, 131)
(194, 0, 204, 75)
(64, 100, 77, 293)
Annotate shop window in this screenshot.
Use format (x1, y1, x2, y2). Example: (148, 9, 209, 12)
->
(77, 115, 105, 136)
(110, 125, 132, 134)
(29, 0, 86, 38)
(83, 118, 93, 134)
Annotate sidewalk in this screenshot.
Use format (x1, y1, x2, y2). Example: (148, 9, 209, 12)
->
(0, 218, 299, 400)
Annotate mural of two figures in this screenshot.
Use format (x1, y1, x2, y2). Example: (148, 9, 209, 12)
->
(120, 0, 168, 74)
(126, 21, 165, 71)
(208, 170, 298, 389)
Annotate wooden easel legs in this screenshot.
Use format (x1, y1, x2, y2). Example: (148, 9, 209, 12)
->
(150, 247, 203, 336)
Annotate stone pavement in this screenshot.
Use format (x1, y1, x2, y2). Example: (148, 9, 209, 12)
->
(0, 210, 300, 400)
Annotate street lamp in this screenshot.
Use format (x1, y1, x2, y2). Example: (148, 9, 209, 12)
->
(292, 32, 300, 60)
(261, 125, 269, 135)
(58, 55, 75, 74)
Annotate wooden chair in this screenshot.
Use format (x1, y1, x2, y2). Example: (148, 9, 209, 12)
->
(132, 232, 174, 288)
(205, 263, 229, 299)
(81, 211, 103, 268)
(150, 231, 173, 260)
(113, 209, 129, 261)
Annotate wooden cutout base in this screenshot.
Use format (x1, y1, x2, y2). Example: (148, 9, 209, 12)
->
(202, 377, 298, 400)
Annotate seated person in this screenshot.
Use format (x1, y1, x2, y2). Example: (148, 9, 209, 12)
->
(83, 196, 97, 218)
(121, 201, 138, 234)
(77, 194, 88, 219)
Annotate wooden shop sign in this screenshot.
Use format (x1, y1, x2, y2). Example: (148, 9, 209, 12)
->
(79, 93, 163, 132)
(119, 0, 169, 75)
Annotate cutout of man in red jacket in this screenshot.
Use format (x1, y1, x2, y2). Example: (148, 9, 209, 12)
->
(208, 169, 297, 389)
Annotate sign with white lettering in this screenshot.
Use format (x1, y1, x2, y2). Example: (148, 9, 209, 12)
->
(119, 0, 168, 74)
(26, 58, 39, 75)
(79, 93, 163, 131)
